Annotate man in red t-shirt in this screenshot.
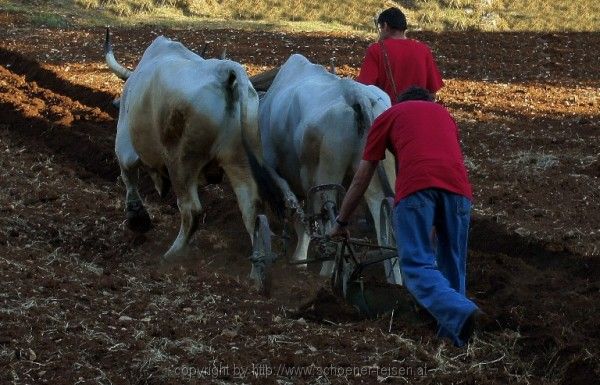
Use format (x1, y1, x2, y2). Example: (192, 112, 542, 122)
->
(329, 87, 482, 347)
(356, 7, 443, 103)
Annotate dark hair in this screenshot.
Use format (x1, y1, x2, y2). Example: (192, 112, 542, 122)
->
(377, 7, 407, 31)
(397, 86, 434, 102)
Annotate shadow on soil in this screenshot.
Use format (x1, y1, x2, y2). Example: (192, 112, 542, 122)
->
(0, 46, 116, 112)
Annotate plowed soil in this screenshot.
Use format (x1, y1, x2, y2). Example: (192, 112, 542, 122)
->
(0, 14, 599, 385)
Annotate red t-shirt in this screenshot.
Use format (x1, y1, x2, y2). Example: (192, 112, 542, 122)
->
(356, 39, 443, 103)
(363, 101, 472, 203)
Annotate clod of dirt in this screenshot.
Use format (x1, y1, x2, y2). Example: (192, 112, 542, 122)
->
(294, 288, 362, 323)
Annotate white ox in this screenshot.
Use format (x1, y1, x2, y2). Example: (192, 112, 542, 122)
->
(105, 31, 286, 261)
(259, 54, 401, 281)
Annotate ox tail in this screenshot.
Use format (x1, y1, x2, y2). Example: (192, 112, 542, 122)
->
(341, 79, 375, 138)
(104, 27, 133, 81)
(342, 80, 395, 198)
(225, 64, 286, 219)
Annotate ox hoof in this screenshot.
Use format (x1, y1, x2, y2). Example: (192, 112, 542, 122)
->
(161, 242, 191, 265)
(126, 201, 153, 233)
(160, 249, 189, 265)
(249, 264, 272, 297)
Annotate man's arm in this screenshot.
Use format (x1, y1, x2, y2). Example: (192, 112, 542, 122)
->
(328, 160, 379, 238)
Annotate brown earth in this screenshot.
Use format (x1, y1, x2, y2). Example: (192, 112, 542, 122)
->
(0, 13, 599, 385)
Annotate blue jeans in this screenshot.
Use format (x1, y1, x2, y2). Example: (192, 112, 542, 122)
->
(393, 188, 478, 347)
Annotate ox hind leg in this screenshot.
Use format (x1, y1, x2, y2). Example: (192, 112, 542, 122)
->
(121, 166, 152, 233)
(116, 124, 152, 233)
(288, 154, 314, 266)
(313, 149, 352, 277)
(221, 161, 260, 241)
(162, 163, 203, 262)
(290, 212, 311, 265)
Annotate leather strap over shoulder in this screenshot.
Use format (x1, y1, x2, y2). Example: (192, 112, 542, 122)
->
(379, 40, 399, 102)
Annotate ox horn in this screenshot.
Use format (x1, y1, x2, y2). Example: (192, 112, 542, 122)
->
(104, 27, 133, 81)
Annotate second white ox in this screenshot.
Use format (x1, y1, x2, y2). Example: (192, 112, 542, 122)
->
(259, 54, 401, 281)
(106, 33, 287, 261)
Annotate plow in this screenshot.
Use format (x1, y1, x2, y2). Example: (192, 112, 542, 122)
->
(249, 183, 415, 318)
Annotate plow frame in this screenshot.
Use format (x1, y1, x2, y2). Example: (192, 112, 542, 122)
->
(249, 183, 404, 316)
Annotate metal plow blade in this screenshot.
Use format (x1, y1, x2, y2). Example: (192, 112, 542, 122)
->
(333, 244, 417, 319)
(345, 279, 417, 319)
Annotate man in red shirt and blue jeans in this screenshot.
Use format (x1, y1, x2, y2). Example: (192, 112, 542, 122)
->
(357, 7, 443, 103)
(329, 86, 481, 346)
